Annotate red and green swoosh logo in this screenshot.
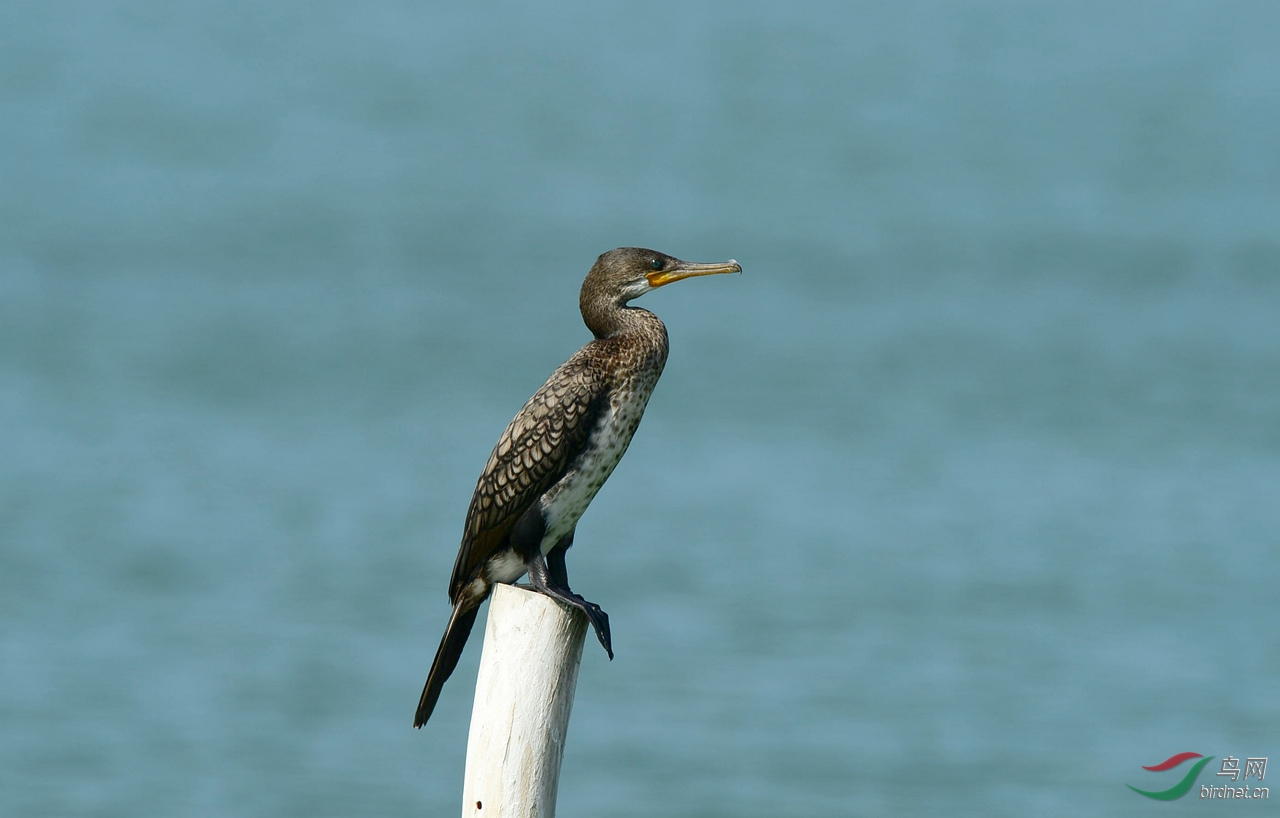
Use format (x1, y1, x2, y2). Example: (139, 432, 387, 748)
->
(1128, 752, 1213, 800)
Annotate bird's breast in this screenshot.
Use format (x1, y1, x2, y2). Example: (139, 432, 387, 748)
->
(537, 376, 658, 551)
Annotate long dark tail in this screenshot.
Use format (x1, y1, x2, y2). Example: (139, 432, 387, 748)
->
(414, 602, 481, 728)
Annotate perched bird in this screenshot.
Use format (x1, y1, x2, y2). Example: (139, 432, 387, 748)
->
(414, 247, 740, 728)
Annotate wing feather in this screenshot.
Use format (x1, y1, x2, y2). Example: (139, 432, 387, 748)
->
(448, 353, 607, 599)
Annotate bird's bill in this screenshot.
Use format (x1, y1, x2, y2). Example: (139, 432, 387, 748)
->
(646, 259, 742, 288)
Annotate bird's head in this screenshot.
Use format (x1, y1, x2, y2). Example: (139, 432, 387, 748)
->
(582, 247, 741, 310)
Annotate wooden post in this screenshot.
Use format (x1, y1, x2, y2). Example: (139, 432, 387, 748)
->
(460, 583, 588, 818)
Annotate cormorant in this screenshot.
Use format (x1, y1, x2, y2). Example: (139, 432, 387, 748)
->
(414, 247, 740, 728)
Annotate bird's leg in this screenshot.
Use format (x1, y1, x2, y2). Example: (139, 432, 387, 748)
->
(526, 545, 613, 660)
(546, 531, 573, 587)
(547, 533, 612, 655)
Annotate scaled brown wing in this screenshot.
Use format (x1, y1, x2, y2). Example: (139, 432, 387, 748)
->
(448, 354, 607, 600)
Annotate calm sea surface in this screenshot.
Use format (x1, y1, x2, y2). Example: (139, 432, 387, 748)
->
(3, 2, 1278, 816)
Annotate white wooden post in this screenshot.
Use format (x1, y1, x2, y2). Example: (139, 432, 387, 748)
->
(460, 583, 588, 818)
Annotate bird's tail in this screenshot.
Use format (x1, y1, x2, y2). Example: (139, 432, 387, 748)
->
(414, 601, 480, 728)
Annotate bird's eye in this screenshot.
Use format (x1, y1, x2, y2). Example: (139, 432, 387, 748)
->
(649, 258, 662, 271)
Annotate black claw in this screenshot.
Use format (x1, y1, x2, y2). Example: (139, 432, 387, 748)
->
(562, 591, 612, 659)
(582, 601, 613, 659)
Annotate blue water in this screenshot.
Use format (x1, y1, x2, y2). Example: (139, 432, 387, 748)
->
(3, 1, 1278, 815)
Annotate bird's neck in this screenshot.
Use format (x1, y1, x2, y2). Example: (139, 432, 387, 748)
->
(584, 302, 665, 342)
(583, 304, 670, 379)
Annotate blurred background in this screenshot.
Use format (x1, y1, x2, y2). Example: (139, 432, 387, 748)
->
(2, 1, 1278, 815)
